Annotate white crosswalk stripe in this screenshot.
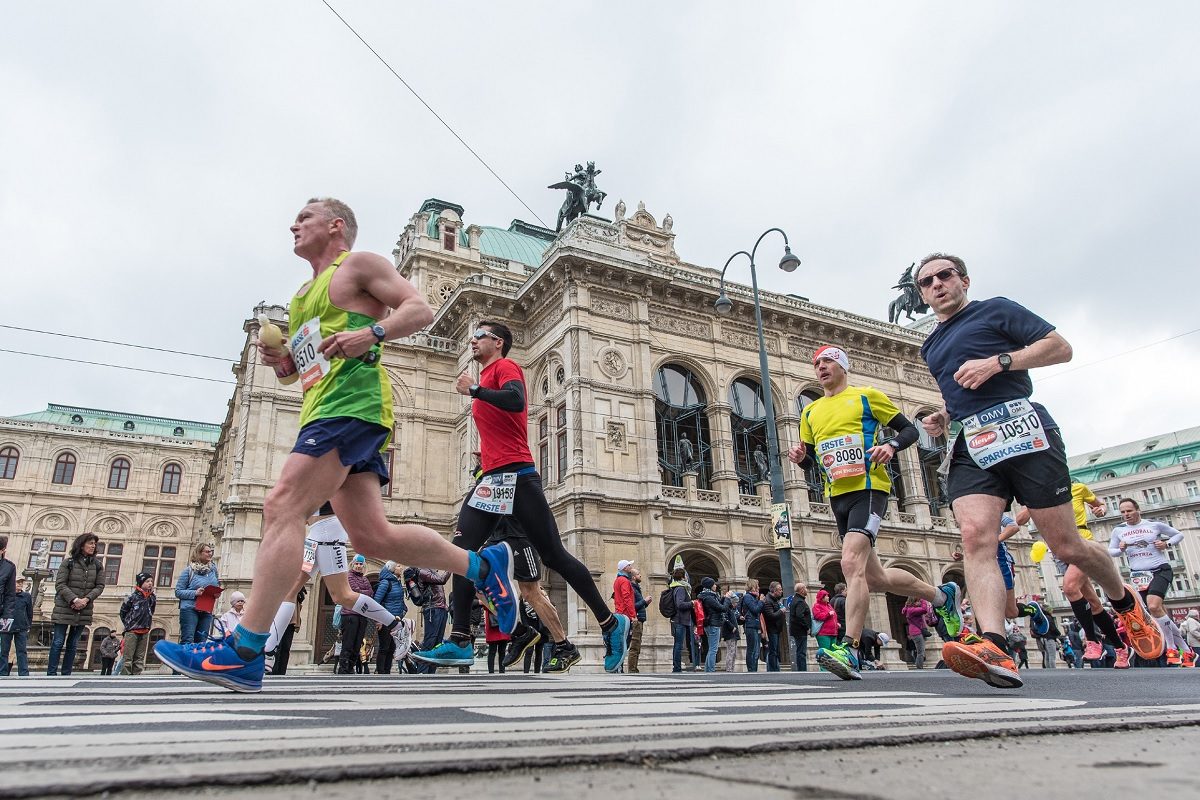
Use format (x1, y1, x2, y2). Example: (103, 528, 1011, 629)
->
(0, 673, 1196, 798)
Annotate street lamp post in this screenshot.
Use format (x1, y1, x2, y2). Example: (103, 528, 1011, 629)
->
(715, 228, 801, 592)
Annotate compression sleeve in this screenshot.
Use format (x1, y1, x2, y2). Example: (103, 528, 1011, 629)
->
(884, 413, 919, 451)
(474, 379, 525, 412)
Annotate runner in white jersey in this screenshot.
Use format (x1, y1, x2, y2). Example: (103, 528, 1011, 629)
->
(263, 503, 414, 670)
(1108, 498, 1193, 665)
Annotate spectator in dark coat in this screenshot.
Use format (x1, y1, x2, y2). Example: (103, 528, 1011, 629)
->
(788, 583, 812, 671)
(832, 582, 848, 641)
(668, 567, 694, 673)
(373, 561, 407, 674)
(49, 533, 105, 676)
(741, 579, 765, 672)
(627, 567, 650, 673)
(119, 572, 157, 675)
(98, 630, 122, 675)
(1, 573, 33, 677)
(697, 578, 728, 672)
(762, 582, 786, 672)
(722, 590, 742, 673)
(340, 555, 373, 675)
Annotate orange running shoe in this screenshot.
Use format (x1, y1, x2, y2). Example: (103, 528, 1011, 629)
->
(1165, 649, 1181, 667)
(1114, 585, 1165, 661)
(1182, 650, 1196, 668)
(942, 634, 1023, 689)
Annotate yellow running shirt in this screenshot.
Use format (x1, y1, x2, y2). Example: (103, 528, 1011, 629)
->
(1071, 482, 1097, 539)
(799, 386, 901, 498)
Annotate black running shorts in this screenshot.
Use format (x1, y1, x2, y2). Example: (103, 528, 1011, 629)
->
(830, 490, 889, 546)
(947, 427, 1071, 510)
(485, 516, 541, 583)
(1137, 564, 1173, 599)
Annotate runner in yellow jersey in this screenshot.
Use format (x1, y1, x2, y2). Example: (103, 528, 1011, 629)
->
(155, 198, 518, 692)
(788, 345, 963, 680)
(1020, 482, 1127, 664)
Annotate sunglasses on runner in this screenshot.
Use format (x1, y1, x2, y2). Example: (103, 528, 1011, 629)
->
(471, 329, 502, 342)
(917, 268, 960, 289)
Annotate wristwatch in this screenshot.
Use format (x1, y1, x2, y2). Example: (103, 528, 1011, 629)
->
(469, 384, 480, 398)
(998, 353, 1013, 372)
(881, 438, 900, 451)
(370, 323, 387, 343)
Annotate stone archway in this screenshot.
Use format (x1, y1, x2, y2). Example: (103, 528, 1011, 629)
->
(747, 554, 781, 595)
(677, 550, 722, 595)
(818, 560, 845, 595)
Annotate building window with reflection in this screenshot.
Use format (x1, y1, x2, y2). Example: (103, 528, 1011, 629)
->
(796, 391, 825, 502)
(108, 458, 131, 490)
(161, 463, 182, 494)
(97, 542, 123, 585)
(730, 377, 769, 495)
(52, 452, 76, 485)
(915, 412, 948, 514)
(0, 446, 18, 480)
(655, 364, 712, 489)
(142, 545, 178, 588)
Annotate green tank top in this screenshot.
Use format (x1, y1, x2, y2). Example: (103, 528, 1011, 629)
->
(288, 252, 394, 440)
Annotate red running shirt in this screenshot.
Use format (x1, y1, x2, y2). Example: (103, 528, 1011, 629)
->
(474, 358, 532, 471)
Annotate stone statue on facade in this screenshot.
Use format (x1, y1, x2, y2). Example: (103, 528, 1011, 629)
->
(614, 199, 626, 221)
(753, 444, 769, 480)
(549, 161, 607, 231)
(677, 432, 695, 471)
(888, 262, 929, 324)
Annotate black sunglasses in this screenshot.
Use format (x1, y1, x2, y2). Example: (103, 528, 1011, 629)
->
(917, 267, 960, 289)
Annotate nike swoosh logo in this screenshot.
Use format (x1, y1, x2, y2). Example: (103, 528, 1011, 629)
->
(201, 657, 244, 672)
(495, 582, 508, 599)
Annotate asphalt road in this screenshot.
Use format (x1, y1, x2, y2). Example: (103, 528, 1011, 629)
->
(1, 668, 1197, 799)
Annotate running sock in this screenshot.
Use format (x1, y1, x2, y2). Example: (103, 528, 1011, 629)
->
(1110, 589, 1136, 613)
(265, 601, 295, 652)
(232, 625, 269, 661)
(351, 593, 397, 627)
(1070, 598, 1100, 641)
(1092, 608, 1124, 649)
(1157, 615, 1188, 653)
(932, 587, 948, 609)
(1017, 603, 1035, 619)
(599, 615, 616, 632)
(465, 551, 490, 584)
(982, 631, 1011, 655)
(449, 631, 472, 647)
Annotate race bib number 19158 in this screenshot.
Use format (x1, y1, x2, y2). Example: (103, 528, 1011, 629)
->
(467, 473, 517, 515)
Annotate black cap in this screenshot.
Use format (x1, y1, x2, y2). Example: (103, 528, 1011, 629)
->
(135, 572, 153, 586)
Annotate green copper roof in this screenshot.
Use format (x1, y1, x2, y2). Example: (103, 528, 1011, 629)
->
(1068, 424, 1200, 482)
(478, 221, 554, 268)
(5, 404, 221, 443)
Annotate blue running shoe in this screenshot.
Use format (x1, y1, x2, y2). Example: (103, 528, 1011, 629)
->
(154, 635, 263, 693)
(603, 613, 630, 673)
(1023, 600, 1050, 637)
(410, 640, 475, 667)
(936, 582, 965, 639)
(476, 542, 518, 634)
(816, 642, 861, 681)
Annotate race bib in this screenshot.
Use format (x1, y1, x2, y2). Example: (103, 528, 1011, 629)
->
(817, 434, 866, 482)
(467, 472, 517, 515)
(301, 538, 317, 574)
(1130, 570, 1153, 591)
(961, 398, 1049, 469)
(290, 316, 331, 392)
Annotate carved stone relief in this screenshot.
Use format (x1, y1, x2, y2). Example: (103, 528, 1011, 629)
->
(605, 421, 627, 450)
(597, 347, 628, 379)
(590, 293, 634, 321)
(649, 306, 712, 338)
(688, 519, 706, 539)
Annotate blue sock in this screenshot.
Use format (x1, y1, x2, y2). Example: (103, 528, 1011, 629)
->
(465, 551, 482, 584)
(233, 624, 269, 658)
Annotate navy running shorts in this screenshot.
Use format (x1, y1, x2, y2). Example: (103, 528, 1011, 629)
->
(292, 417, 390, 487)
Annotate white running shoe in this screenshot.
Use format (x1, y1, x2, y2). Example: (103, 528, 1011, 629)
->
(392, 618, 415, 660)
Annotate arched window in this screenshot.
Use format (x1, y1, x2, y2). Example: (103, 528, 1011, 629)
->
(173, 426, 185, 437)
(123, 421, 135, 431)
(160, 463, 182, 494)
(108, 458, 131, 490)
(0, 446, 18, 480)
(796, 390, 825, 502)
(915, 412, 948, 513)
(1098, 470, 1117, 480)
(654, 364, 713, 489)
(52, 452, 76, 485)
(729, 377, 769, 494)
(1137, 462, 1157, 473)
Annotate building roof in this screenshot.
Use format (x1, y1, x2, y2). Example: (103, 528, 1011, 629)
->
(1068, 424, 1200, 476)
(4, 403, 221, 443)
(478, 221, 553, 268)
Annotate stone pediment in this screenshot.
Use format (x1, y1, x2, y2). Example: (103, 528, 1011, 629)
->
(614, 200, 679, 263)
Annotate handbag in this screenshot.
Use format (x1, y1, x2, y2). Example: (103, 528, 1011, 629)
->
(810, 617, 822, 636)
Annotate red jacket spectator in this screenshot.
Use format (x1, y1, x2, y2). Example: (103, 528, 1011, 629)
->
(613, 563, 636, 619)
(812, 589, 839, 636)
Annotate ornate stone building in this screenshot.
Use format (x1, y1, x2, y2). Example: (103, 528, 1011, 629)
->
(0, 405, 219, 669)
(195, 197, 1044, 670)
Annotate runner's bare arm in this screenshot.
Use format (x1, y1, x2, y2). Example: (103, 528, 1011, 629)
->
(998, 522, 1021, 542)
(318, 253, 434, 359)
(953, 331, 1073, 390)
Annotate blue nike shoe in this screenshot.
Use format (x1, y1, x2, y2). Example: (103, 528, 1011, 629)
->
(410, 640, 475, 667)
(154, 635, 264, 693)
(476, 542, 518, 634)
(1023, 600, 1050, 637)
(603, 613, 630, 673)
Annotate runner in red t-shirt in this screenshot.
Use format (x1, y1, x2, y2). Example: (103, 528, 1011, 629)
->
(410, 320, 630, 674)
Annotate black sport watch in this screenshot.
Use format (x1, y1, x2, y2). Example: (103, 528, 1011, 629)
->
(370, 323, 387, 343)
(998, 353, 1013, 372)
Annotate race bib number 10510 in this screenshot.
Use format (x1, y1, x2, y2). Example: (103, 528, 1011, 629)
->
(962, 398, 1049, 470)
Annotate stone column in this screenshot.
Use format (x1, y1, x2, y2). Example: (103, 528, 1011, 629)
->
(683, 471, 699, 501)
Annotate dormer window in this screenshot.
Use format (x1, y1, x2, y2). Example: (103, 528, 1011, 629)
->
(443, 227, 457, 252)
(123, 421, 135, 431)
(70, 414, 83, 424)
(173, 426, 185, 437)
(1144, 440, 1159, 451)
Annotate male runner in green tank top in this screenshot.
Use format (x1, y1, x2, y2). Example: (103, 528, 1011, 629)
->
(155, 198, 518, 692)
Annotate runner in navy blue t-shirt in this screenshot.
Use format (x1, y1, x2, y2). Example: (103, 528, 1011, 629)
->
(914, 253, 1163, 688)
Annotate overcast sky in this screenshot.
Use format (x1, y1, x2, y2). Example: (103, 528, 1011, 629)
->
(2, 2, 1197, 455)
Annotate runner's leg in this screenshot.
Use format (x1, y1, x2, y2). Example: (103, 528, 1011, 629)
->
(952, 493, 1009, 639)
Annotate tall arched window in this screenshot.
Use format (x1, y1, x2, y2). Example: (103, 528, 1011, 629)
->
(915, 412, 948, 513)
(796, 391, 825, 501)
(654, 364, 713, 489)
(879, 424, 907, 510)
(52, 452, 76, 485)
(729, 377, 769, 494)
(108, 458, 131, 490)
(0, 446, 18, 480)
(160, 463, 182, 494)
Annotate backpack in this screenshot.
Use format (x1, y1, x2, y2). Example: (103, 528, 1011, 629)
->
(658, 586, 678, 619)
(1007, 628, 1027, 647)
(402, 566, 433, 607)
